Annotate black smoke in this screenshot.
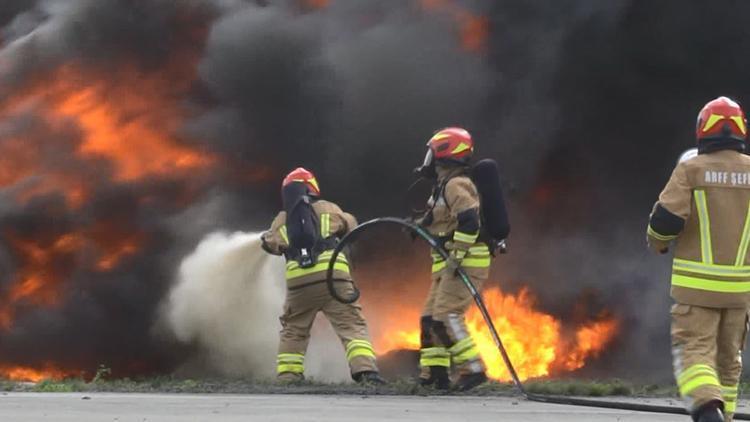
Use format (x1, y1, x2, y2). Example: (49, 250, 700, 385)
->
(1, 0, 750, 382)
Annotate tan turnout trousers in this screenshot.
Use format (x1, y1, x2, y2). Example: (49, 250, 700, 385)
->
(421, 265, 488, 376)
(277, 282, 378, 381)
(671, 304, 749, 421)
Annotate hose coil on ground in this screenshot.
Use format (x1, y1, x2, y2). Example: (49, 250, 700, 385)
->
(326, 217, 750, 419)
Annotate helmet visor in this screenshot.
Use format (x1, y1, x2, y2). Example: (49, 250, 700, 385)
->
(421, 148, 434, 169)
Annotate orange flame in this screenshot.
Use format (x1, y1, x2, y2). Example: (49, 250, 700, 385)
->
(374, 286, 618, 381)
(419, 0, 489, 53)
(0, 364, 77, 382)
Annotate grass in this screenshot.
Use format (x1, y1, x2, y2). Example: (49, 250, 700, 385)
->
(0, 376, 686, 397)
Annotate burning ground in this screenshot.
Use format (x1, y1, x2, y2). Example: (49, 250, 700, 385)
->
(1, 0, 750, 384)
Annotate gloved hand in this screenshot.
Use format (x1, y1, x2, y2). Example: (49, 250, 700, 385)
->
(646, 236, 669, 255)
(260, 232, 282, 256)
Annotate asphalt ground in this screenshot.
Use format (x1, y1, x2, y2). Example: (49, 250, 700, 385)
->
(0, 392, 724, 421)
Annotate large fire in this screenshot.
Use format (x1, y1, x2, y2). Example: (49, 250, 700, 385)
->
(374, 286, 618, 381)
(0, 42, 213, 379)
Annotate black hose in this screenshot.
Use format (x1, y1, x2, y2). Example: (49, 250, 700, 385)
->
(326, 217, 750, 419)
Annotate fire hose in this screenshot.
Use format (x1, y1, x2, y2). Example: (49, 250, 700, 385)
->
(326, 217, 750, 420)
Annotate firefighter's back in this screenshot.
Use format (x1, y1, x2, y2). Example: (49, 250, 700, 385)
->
(671, 150, 750, 308)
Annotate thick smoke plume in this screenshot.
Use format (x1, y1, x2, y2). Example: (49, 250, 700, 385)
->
(1, 0, 749, 382)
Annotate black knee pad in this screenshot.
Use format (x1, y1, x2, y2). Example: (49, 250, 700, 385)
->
(430, 320, 454, 347)
(420, 316, 434, 348)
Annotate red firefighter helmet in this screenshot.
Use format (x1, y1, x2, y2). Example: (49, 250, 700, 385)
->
(696, 96, 747, 143)
(282, 167, 320, 196)
(425, 127, 474, 166)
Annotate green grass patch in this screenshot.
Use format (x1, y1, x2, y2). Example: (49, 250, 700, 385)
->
(0, 376, 689, 398)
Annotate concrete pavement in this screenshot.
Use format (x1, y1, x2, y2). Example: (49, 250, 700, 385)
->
(0, 392, 713, 421)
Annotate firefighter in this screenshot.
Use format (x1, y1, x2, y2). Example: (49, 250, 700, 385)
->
(647, 97, 750, 422)
(414, 127, 491, 391)
(261, 167, 385, 384)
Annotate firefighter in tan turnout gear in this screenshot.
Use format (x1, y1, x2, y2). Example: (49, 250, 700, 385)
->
(261, 167, 385, 384)
(414, 127, 491, 391)
(648, 97, 750, 422)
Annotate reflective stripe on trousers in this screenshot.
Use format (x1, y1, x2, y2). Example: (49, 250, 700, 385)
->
(676, 364, 721, 396)
(419, 347, 450, 367)
(277, 353, 305, 374)
(345, 339, 376, 361)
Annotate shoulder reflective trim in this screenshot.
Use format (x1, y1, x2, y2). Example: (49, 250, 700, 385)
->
(280, 225, 289, 244)
(647, 225, 678, 241)
(673, 259, 750, 278)
(672, 274, 750, 293)
(694, 190, 714, 264)
(320, 213, 331, 237)
(736, 200, 750, 266)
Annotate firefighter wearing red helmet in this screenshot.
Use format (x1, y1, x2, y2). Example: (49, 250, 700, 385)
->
(414, 127, 490, 391)
(647, 97, 750, 422)
(261, 167, 384, 385)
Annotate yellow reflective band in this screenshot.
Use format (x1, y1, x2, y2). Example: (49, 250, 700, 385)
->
(673, 259, 750, 278)
(286, 255, 348, 271)
(345, 339, 373, 352)
(469, 245, 490, 255)
(320, 213, 331, 237)
(345, 340, 375, 361)
(280, 225, 289, 244)
(308, 177, 319, 193)
(277, 353, 305, 374)
(420, 347, 450, 368)
(462, 257, 491, 268)
(679, 375, 721, 396)
(672, 274, 750, 293)
(287, 261, 349, 279)
(736, 200, 750, 266)
(277, 353, 305, 362)
(647, 225, 678, 241)
(453, 231, 479, 244)
(432, 260, 447, 273)
(726, 400, 738, 413)
(277, 364, 304, 374)
(451, 142, 471, 154)
(731, 115, 747, 135)
(449, 337, 480, 364)
(702, 114, 725, 133)
(677, 364, 715, 386)
(694, 190, 713, 264)
(431, 133, 452, 141)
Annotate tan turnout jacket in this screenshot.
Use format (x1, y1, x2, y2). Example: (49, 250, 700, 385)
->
(262, 200, 357, 289)
(648, 150, 750, 307)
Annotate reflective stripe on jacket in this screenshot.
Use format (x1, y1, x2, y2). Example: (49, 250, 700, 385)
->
(649, 150, 750, 307)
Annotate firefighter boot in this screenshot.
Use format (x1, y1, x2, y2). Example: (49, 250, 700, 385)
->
(453, 371, 488, 392)
(693, 401, 724, 422)
(419, 366, 450, 390)
(353, 371, 386, 385)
